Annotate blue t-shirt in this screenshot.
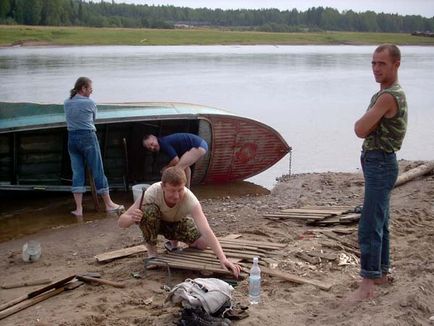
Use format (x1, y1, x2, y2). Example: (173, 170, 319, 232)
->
(159, 133, 206, 160)
(64, 95, 97, 131)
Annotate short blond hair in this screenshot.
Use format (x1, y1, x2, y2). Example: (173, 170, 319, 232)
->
(375, 44, 401, 62)
(162, 167, 187, 186)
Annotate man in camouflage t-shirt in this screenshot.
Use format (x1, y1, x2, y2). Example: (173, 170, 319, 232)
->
(118, 167, 240, 278)
(350, 44, 407, 302)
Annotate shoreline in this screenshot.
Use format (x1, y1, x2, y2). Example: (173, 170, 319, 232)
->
(2, 25, 434, 47)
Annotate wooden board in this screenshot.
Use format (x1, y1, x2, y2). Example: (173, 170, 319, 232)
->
(95, 245, 147, 263)
(264, 214, 327, 221)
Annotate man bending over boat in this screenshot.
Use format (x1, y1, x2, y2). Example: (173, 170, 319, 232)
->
(142, 133, 208, 188)
(118, 166, 240, 278)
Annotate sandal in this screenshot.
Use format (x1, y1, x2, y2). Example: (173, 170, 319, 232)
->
(106, 205, 125, 215)
(164, 240, 180, 252)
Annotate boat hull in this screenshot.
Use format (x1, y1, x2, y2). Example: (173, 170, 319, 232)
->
(0, 102, 290, 191)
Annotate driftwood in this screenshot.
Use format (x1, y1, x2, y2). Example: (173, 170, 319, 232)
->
(394, 161, 434, 187)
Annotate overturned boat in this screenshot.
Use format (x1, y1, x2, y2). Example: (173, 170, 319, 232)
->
(0, 102, 291, 191)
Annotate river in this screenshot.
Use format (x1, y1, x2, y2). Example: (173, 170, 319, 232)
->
(1, 45, 433, 188)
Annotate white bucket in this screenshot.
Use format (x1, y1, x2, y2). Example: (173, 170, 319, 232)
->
(132, 184, 150, 202)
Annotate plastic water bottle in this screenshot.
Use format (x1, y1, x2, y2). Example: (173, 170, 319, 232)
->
(22, 240, 41, 262)
(248, 256, 261, 304)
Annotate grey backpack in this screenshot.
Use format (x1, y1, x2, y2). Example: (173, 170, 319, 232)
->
(166, 278, 233, 314)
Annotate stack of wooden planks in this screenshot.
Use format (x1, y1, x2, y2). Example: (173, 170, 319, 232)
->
(151, 237, 287, 276)
(264, 206, 361, 225)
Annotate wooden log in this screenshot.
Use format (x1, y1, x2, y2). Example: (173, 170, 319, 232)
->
(394, 161, 434, 187)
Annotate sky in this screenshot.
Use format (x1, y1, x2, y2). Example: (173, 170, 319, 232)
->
(113, 0, 434, 18)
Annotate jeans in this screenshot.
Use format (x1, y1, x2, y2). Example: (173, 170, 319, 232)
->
(359, 150, 398, 279)
(68, 130, 109, 195)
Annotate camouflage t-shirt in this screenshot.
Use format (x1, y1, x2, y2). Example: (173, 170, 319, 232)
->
(362, 83, 408, 153)
(142, 182, 199, 223)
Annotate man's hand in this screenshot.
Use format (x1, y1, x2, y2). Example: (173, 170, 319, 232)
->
(220, 258, 241, 278)
(129, 208, 143, 224)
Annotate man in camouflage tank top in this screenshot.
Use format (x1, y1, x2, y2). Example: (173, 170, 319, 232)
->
(349, 44, 407, 303)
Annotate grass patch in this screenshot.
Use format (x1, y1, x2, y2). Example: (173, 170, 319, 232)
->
(1, 25, 434, 46)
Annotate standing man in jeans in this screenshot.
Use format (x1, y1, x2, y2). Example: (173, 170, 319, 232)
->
(351, 44, 408, 302)
(64, 77, 124, 217)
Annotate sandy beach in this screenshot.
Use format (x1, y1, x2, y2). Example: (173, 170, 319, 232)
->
(0, 160, 433, 326)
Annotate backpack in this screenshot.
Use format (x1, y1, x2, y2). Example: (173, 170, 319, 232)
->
(166, 278, 233, 315)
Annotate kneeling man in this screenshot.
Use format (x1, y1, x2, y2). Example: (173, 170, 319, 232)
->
(118, 166, 240, 278)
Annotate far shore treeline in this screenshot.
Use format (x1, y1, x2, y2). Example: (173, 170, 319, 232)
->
(0, 0, 433, 33)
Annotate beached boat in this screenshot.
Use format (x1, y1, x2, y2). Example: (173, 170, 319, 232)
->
(0, 102, 291, 191)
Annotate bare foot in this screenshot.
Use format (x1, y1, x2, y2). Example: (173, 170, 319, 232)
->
(71, 210, 83, 217)
(342, 278, 375, 305)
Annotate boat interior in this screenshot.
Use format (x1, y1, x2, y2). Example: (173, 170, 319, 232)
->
(0, 118, 207, 191)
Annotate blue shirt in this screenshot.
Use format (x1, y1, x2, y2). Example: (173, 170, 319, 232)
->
(159, 133, 205, 160)
(64, 95, 97, 131)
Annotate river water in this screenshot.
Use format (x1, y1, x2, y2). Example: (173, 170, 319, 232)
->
(1, 45, 433, 188)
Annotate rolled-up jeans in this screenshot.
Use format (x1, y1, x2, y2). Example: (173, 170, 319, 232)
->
(68, 130, 109, 195)
(359, 150, 398, 279)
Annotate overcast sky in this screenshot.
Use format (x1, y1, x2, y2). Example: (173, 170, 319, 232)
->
(113, 0, 434, 18)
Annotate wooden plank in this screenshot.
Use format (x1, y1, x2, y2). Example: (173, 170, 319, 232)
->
(321, 232, 359, 250)
(200, 248, 267, 259)
(339, 213, 361, 222)
(320, 241, 360, 257)
(263, 214, 326, 221)
(311, 216, 341, 225)
(219, 239, 286, 249)
(151, 259, 233, 276)
(276, 212, 334, 216)
(0, 275, 75, 312)
(281, 208, 345, 215)
(307, 228, 356, 235)
(305, 251, 338, 261)
(220, 234, 242, 240)
(301, 206, 354, 210)
(240, 265, 332, 291)
(95, 245, 147, 263)
(0, 287, 65, 320)
(1, 279, 51, 289)
(220, 243, 268, 254)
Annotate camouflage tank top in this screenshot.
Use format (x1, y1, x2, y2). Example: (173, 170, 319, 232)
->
(362, 83, 408, 153)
